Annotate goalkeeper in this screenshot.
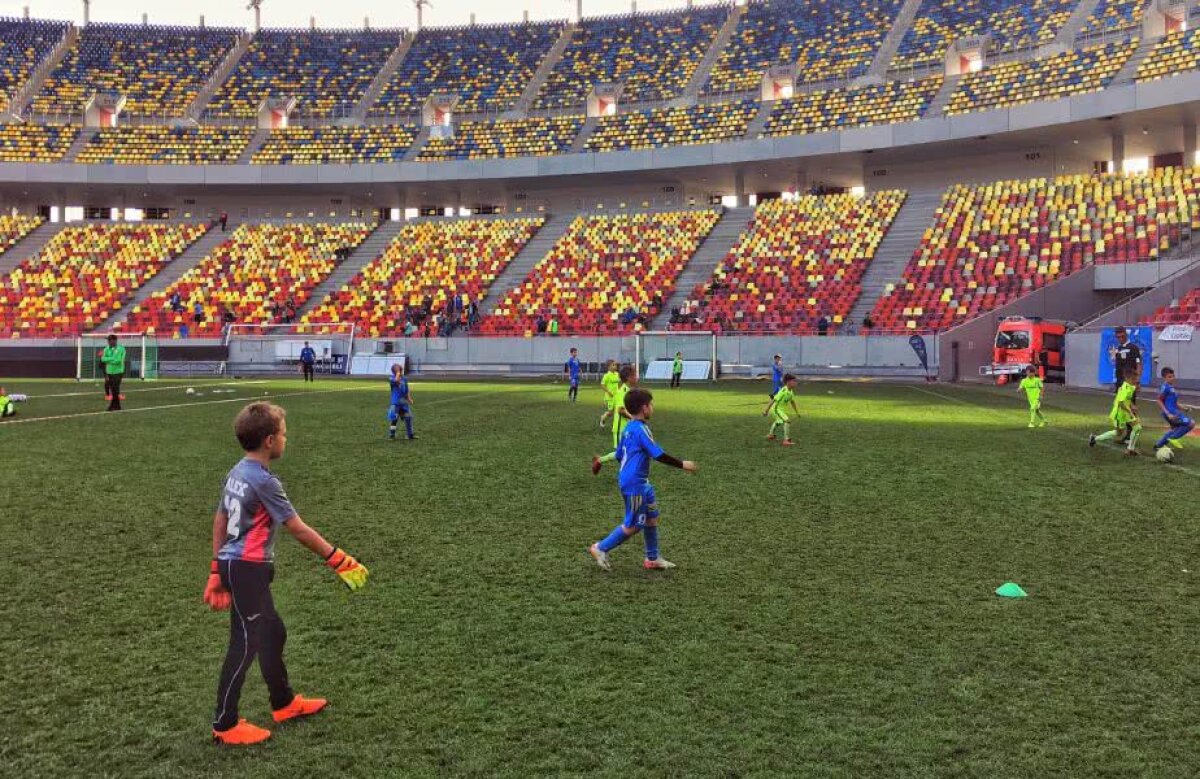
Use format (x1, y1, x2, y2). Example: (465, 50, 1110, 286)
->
(0, 386, 27, 418)
(204, 402, 369, 746)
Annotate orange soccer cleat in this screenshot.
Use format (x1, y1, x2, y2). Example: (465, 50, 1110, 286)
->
(273, 694, 328, 724)
(212, 719, 272, 745)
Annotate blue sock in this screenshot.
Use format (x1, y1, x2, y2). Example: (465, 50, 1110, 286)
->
(597, 525, 629, 553)
(1157, 432, 1170, 448)
(404, 416, 414, 438)
(643, 526, 659, 561)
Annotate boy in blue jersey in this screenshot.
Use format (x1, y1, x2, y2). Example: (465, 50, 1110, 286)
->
(588, 388, 697, 571)
(770, 354, 785, 398)
(299, 342, 316, 383)
(205, 402, 368, 745)
(1155, 367, 1195, 453)
(563, 347, 582, 402)
(388, 363, 416, 440)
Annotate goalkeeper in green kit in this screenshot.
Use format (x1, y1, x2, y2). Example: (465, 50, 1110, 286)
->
(204, 402, 370, 745)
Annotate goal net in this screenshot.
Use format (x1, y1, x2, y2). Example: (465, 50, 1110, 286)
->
(224, 322, 357, 376)
(76, 331, 159, 381)
(636, 331, 717, 382)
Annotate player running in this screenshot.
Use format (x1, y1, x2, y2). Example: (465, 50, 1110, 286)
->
(388, 363, 417, 440)
(1155, 367, 1195, 454)
(588, 387, 697, 572)
(1018, 365, 1047, 428)
(564, 348, 582, 403)
(592, 364, 637, 474)
(1089, 367, 1141, 456)
(763, 373, 800, 446)
(205, 402, 369, 746)
(599, 360, 621, 428)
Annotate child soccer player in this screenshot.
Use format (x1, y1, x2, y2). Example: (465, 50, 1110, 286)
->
(770, 354, 784, 399)
(387, 363, 416, 440)
(599, 360, 620, 428)
(592, 364, 637, 474)
(1018, 366, 1047, 428)
(588, 387, 697, 571)
(205, 402, 369, 746)
(670, 352, 683, 389)
(1089, 367, 1141, 456)
(1155, 367, 1195, 453)
(564, 348, 582, 402)
(0, 386, 27, 418)
(763, 373, 800, 446)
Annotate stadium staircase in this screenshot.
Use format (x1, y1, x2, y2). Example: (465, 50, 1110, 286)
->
(6, 24, 77, 119)
(479, 212, 575, 314)
(650, 206, 755, 329)
(0, 221, 65, 277)
(1054, 0, 1106, 45)
(681, 4, 745, 99)
(295, 220, 404, 319)
(863, 0, 925, 78)
(62, 128, 96, 162)
(237, 130, 269, 164)
(95, 223, 227, 331)
(403, 126, 432, 160)
(1110, 36, 1158, 85)
(569, 117, 600, 153)
(185, 31, 253, 120)
(845, 189, 945, 327)
(511, 22, 578, 116)
(354, 32, 415, 120)
(744, 101, 775, 139)
(922, 74, 965, 118)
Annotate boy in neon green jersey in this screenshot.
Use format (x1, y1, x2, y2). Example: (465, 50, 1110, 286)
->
(599, 361, 621, 428)
(763, 374, 800, 446)
(592, 364, 637, 474)
(1090, 368, 1141, 456)
(1018, 366, 1047, 428)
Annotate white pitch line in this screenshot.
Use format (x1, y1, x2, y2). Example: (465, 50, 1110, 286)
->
(29, 380, 269, 399)
(905, 383, 1200, 478)
(0, 388, 495, 427)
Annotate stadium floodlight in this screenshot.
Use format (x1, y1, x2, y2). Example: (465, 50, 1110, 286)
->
(636, 330, 717, 382)
(247, 0, 263, 31)
(412, 0, 432, 30)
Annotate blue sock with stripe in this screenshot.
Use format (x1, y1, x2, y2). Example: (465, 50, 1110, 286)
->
(643, 526, 659, 561)
(597, 525, 628, 553)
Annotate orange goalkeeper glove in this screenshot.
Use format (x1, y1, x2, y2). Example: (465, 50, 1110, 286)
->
(203, 561, 231, 611)
(325, 548, 369, 591)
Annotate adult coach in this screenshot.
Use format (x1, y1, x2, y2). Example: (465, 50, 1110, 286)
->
(1112, 327, 1141, 394)
(299, 341, 316, 383)
(100, 334, 126, 411)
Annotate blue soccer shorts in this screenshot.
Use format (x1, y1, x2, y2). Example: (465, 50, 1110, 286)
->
(1163, 412, 1194, 429)
(622, 485, 660, 529)
(388, 403, 410, 423)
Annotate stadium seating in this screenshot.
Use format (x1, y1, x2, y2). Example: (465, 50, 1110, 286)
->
(0, 123, 76, 162)
(534, 7, 727, 108)
(672, 193, 906, 333)
(584, 101, 757, 152)
(76, 126, 254, 165)
(0, 17, 68, 113)
(207, 29, 400, 118)
(416, 116, 583, 161)
(871, 167, 1200, 332)
(482, 210, 721, 335)
(0, 214, 43, 254)
(252, 125, 419, 164)
(304, 217, 544, 337)
(896, 0, 1078, 67)
(945, 42, 1136, 115)
(705, 0, 900, 94)
(373, 23, 562, 115)
(1136, 27, 1200, 83)
(1142, 287, 1200, 325)
(123, 222, 374, 338)
(0, 223, 208, 338)
(32, 23, 238, 116)
(762, 77, 941, 137)
(1081, 0, 1148, 36)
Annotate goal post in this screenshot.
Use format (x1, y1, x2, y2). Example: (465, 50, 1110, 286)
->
(636, 330, 717, 382)
(224, 322, 357, 376)
(76, 331, 158, 381)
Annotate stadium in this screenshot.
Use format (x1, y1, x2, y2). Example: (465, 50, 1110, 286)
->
(1, 0, 1199, 773)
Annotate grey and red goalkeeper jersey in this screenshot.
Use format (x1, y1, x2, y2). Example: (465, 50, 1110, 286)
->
(215, 458, 297, 563)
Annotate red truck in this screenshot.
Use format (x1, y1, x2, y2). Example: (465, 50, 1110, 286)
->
(980, 317, 1068, 384)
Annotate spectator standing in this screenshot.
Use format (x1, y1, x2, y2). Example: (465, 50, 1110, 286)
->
(862, 314, 874, 334)
(193, 301, 206, 328)
(219, 211, 228, 233)
(817, 315, 830, 336)
(299, 341, 316, 383)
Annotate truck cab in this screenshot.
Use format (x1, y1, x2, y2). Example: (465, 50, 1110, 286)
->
(980, 317, 1068, 384)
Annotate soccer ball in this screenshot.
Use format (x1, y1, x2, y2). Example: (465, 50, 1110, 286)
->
(1156, 447, 1175, 464)
(186, 387, 195, 395)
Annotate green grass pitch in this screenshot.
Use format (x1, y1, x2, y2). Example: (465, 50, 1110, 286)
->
(1, 376, 1197, 776)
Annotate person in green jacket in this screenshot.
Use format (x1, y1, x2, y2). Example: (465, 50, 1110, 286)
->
(670, 352, 684, 389)
(100, 334, 127, 411)
(0, 386, 26, 418)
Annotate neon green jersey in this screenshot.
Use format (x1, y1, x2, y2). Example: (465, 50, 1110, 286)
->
(1112, 381, 1137, 416)
(1019, 376, 1043, 403)
(771, 386, 795, 412)
(672, 357, 683, 374)
(601, 371, 620, 396)
(612, 383, 630, 430)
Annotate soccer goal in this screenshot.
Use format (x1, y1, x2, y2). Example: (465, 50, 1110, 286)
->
(224, 322, 357, 376)
(636, 331, 717, 382)
(76, 331, 159, 381)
